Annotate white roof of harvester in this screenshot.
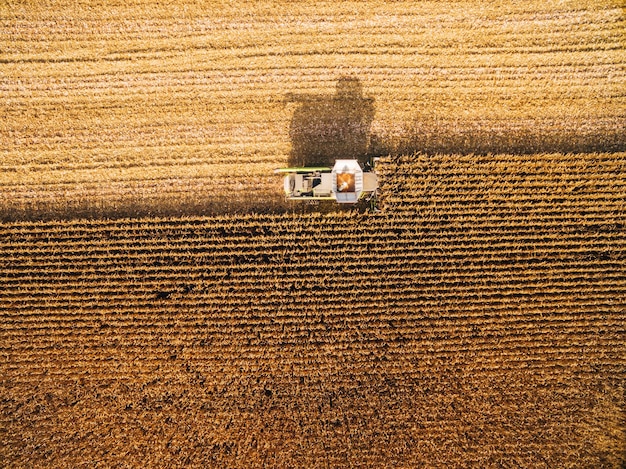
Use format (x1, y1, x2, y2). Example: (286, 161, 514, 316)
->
(332, 159, 363, 204)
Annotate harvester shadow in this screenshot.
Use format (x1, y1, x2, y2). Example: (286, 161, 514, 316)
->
(286, 76, 376, 168)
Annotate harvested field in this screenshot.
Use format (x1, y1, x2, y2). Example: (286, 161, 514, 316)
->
(1, 0, 625, 218)
(1, 152, 625, 467)
(1, 0, 625, 467)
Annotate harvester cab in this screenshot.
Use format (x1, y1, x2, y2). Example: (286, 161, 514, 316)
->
(275, 159, 378, 206)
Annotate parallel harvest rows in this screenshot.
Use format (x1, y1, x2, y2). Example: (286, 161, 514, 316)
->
(1, 0, 625, 464)
(1, 151, 625, 467)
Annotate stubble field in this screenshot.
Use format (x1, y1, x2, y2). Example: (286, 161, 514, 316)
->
(1, 0, 625, 467)
(1, 0, 624, 218)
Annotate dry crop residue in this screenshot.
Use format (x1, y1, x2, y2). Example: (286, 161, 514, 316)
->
(1, 152, 625, 467)
(1, 0, 625, 219)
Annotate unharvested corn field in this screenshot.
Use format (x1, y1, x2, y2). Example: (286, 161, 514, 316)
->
(2, 153, 625, 467)
(1, 0, 625, 467)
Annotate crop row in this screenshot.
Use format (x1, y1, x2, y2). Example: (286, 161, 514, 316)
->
(3, 238, 621, 266)
(2, 211, 621, 240)
(3, 328, 622, 366)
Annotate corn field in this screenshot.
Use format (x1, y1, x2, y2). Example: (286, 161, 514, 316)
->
(2, 151, 625, 467)
(1, 0, 625, 467)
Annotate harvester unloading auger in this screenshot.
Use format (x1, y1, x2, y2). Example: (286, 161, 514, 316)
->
(274, 158, 378, 206)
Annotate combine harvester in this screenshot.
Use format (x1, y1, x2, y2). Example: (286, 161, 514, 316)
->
(275, 159, 378, 206)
